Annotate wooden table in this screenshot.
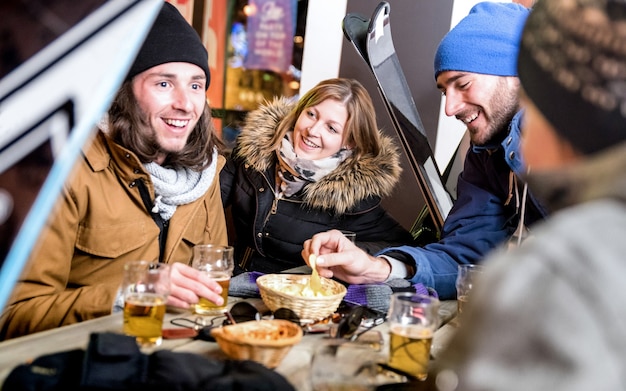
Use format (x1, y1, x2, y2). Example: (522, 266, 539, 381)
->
(0, 298, 458, 390)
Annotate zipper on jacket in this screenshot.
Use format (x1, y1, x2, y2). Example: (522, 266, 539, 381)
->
(238, 247, 255, 271)
(261, 197, 279, 228)
(137, 179, 168, 263)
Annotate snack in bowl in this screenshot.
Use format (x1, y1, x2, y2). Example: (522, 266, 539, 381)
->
(210, 319, 303, 368)
(256, 274, 347, 322)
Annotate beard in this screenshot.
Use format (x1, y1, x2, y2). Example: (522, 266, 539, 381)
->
(472, 78, 519, 146)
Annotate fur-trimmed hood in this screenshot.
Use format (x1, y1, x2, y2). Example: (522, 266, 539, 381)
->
(234, 97, 403, 214)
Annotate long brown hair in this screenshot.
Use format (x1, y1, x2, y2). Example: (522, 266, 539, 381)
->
(107, 81, 223, 170)
(270, 78, 382, 160)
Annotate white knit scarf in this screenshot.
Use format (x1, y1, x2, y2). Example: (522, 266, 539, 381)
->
(144, 149, 218, 220)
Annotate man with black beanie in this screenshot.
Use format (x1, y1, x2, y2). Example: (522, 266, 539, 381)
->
(0, 2, 228, 340)
(428, 0, 626, 389)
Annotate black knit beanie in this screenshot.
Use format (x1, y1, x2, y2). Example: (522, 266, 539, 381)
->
(127, 2, 210, 89)
(518, 0, 626, 155)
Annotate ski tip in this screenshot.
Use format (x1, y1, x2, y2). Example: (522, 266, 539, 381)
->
(342, 13, 370, 63)
(368, 2, 390, 35)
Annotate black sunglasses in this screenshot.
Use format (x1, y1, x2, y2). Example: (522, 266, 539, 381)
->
(169, 315, 224, 342)
(169, 302, 304, 341)
(332, 301, 387, 340)
(224, 301, 302, 326)
(170, 301, 384, 342)
(334, 304, 365, 339)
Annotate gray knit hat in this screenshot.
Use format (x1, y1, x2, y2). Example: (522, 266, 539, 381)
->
(127, 2, 210, 89)
(518, 0, 626, 155)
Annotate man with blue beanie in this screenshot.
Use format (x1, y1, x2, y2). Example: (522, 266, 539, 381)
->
(303, 2, 548, 301)
(434, 2, 528, 80)
(430, 1, 548, 255)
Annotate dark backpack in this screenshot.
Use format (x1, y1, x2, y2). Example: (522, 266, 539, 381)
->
(4, 332, 295, 391)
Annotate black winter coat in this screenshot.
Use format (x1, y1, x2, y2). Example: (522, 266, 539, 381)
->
(220, 98, 415, 274)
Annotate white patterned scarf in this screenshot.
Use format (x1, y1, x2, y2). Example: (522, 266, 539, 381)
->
(144, 149, 218, 220)
(276, 132, 352, 197)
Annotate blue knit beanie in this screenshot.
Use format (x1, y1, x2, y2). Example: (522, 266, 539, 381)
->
(434, 2, 530, 80)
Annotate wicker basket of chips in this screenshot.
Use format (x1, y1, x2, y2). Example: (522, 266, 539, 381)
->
(256, 274, 347, 322)
(210, 319, 303, 368)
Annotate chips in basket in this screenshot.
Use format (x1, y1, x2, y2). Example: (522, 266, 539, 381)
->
(256, 274, 347, 322)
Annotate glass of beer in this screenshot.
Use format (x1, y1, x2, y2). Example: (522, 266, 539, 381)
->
(122, 260, 171, 349)
(455, 264, 484, 317)
(387, 292, 440, 381)
(191, 244, 234, 315)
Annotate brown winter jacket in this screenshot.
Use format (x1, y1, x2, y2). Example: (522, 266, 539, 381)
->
(0, 131, 227, 340)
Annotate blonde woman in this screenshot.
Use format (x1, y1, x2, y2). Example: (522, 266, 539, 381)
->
(221, 78, 414, 275)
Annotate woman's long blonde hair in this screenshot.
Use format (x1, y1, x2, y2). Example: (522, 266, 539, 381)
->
(269, 78, 382, 160)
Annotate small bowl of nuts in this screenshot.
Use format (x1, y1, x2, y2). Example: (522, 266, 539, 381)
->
(210, 319, 303, 368)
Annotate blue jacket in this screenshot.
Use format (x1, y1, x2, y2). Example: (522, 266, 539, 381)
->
(380, 111, 547, 299)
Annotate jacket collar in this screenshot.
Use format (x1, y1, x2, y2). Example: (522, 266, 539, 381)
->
(85, 130, 151, 187)
(525, 142, 626, 212)
(471, 110, 526, 175)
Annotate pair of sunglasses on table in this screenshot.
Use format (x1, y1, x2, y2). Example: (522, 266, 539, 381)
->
(168, 300, 386, 343)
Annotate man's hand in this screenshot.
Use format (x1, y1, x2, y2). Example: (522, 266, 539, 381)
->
(166, 262, 224, 309)
(302, 229, 391, 284)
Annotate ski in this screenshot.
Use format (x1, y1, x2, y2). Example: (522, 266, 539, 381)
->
(342, 2, 453, 233)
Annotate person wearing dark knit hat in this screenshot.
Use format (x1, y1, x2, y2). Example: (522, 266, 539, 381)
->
(0, 2, 228, 340)
(303, 2, 547, 302)
(424, 1, 626, 390)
